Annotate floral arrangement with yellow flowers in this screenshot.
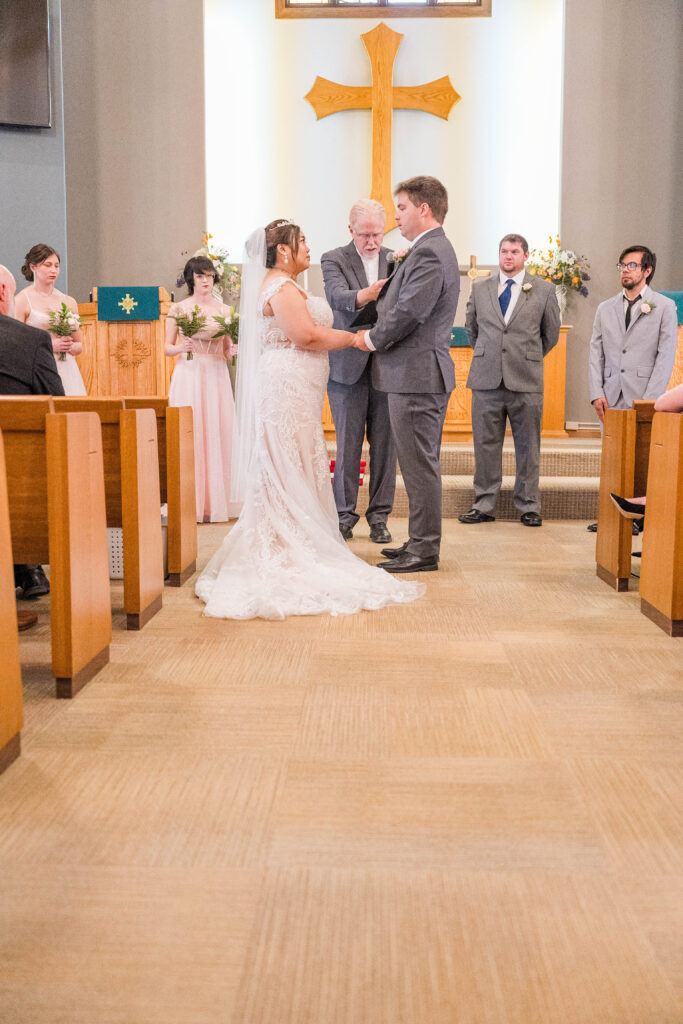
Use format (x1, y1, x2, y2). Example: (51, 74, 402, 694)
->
(527, 236, 590, 297)
(177, 232, 241, 300)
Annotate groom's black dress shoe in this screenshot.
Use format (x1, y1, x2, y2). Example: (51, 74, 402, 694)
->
(520, 511, 542, 527)
(458, 509, 495, 524)
(379, 552, 438, 573)
(339, 524, 353, 541)
(381, 541, 409, 559)
(17, 565, 50, 599)
(369, 523, 391, 544)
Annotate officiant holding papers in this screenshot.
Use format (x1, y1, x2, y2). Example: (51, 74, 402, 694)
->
(321, 199, 396, 545)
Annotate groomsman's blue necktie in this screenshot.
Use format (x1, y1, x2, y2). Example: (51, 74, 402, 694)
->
(499, 278, 514, 317)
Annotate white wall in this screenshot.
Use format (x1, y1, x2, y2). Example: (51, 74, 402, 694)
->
(205, 0, 563, 265)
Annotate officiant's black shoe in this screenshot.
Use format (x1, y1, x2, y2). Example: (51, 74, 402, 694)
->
(379, 552, 438, 574)
(339, 524, 353, 541)
(381, 541, 409, 559)
(369, 522, 391, 544)
(19, 565, 50, 599)
(520, 512, 542, 527)
(458, 509, 495, 524)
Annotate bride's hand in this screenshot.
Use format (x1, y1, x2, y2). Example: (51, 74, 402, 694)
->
(353, 331, 370, 352)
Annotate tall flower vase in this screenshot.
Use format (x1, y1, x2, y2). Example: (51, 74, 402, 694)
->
(555, 285, 568, 324)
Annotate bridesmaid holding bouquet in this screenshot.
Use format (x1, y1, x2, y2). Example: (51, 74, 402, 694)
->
(166, 255, 240, 523)
(15, 243, 87, 395)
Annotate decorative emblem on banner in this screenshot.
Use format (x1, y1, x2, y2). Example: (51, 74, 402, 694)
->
(305, 22, 460, 221)
(118, 293, 138, 316)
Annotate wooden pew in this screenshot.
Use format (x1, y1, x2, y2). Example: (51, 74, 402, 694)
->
(0, 398, 111, 697)
(596, 401, 655, 590)
(52, 398, 164, 628)
(639, 412, 683, 636)
(0, 429, 24, 772)
(122, 397, 197, 585)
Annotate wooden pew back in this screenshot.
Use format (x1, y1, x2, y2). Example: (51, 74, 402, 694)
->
(53, 398, 125, 525)
(123, 397, 197, 584)
(0, 397, 54, 562)
(596, 402, 655, 590)
(640, 412, 683, 635)
(0, 429, 23, 773)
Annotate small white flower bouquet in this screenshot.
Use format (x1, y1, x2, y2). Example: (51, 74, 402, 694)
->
(47, 301, 80, 361)
(169, 304, 206, 360)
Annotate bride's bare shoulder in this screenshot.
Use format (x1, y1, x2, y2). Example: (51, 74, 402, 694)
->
(260, 274, 305, 317)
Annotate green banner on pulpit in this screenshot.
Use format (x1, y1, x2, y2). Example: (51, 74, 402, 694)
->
(97, 287, 160, 321)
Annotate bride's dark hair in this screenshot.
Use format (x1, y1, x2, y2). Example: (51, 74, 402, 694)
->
(265, 220, 301, 268)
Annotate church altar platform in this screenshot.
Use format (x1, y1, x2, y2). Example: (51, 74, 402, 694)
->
(328, 438, 602, 521)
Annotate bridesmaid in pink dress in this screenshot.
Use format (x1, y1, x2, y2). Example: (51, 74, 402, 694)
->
(166, 256, 240, 523)
(14, 244, 87, 395)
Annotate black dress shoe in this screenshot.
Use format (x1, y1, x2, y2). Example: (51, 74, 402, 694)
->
(520, 511, 542, 527)
(379, 552, 438, 573)
(458, 509, 495, 524)
(610, 492, 646, 519)
(369, 523, 391, 544)
(587, 522, 598, 532)
(381, 541, 409, 559)
(19, 565, 50, 599)
(339, 525, 353, 541)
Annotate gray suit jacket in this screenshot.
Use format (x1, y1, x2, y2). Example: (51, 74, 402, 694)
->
(369, 227, 459, 394)
(588, 285, 678, 406)
(321, 241, 391, 386)
(465, 273, 560, 393)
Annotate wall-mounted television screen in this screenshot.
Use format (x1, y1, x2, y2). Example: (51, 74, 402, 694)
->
(0, 0, 52, 128)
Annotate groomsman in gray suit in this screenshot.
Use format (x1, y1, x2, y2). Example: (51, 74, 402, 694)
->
(355, 176, 460, 573)
(589, 245, 677, 422)
(460, 234, 560, 527)
(321, 199, 396, 544)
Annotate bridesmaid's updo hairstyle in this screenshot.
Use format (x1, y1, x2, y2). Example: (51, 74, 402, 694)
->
(22, 243, 60, 281)
(265, 220, 301, 269)
(183, 255, 219, 294)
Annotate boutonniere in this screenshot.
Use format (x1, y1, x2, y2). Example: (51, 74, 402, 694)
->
(640, 300, 655, 314)
(388, 247, 410, 268)
(521, 283, 533, 296)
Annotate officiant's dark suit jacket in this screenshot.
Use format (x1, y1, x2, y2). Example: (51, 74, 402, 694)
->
(321, 240, 391, 385)
(369, 226, 460, 559)
(320, 240, 395, 529)
(0, 313, 64, 396)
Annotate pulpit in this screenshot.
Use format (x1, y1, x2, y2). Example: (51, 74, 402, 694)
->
(76, 287, 174, 397)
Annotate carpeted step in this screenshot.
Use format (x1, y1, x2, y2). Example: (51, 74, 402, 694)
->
(352, 475, 599, 521)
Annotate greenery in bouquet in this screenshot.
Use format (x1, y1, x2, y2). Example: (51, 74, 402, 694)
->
(213, 309, 239, 364)
(169, 304, 206, 360)
(177, 232, 241, 300)
(47, 301, 80, 361)
(527, 236, 590, 297)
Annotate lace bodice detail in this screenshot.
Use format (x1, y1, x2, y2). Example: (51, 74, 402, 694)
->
(169, 302, 232, 356)
(258, 277, 333, 349)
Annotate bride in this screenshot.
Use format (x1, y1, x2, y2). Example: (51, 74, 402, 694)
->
(195, 219, 424, 619)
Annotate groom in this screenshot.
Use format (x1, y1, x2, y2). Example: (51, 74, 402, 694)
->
(355, 176, 460, 573)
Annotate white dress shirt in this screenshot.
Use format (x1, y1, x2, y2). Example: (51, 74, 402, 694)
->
(622, 289, 644, 319)
(365, 228, 440, 351)
(355, 244, 379, 287)
(498, 269, 526, 323)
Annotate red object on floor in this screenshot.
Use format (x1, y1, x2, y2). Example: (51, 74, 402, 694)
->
(330, 459, 366, 485)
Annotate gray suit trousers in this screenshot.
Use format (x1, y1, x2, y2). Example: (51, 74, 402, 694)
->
(471, 387, 544, 515)
(328, 362, 396, 528)
(388, 391, 449, 559)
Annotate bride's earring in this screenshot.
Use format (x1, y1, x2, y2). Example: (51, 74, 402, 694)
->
(283, 252, 288, 264)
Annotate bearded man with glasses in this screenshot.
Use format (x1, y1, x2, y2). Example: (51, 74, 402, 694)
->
(321, 199, 396, 544)
(589, 245, 677, 424)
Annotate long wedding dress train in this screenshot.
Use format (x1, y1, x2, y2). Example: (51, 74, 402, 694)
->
(195, 277, 423, 619)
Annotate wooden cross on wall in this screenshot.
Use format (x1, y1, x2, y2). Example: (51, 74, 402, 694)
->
(305, 22, 460, 222)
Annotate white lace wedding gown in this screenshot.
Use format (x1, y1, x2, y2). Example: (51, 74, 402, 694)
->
(195, 277, 424, 619)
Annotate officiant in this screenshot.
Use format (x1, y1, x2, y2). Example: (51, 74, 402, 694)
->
(321, 199, 396, 545)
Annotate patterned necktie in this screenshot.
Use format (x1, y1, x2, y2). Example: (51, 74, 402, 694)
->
(624, 295, 640, 330)
(499, 278, 514, 317)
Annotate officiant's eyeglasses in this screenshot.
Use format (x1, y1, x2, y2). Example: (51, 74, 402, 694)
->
(616, 262, 642, 271)
(355, 232, 384, 241)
